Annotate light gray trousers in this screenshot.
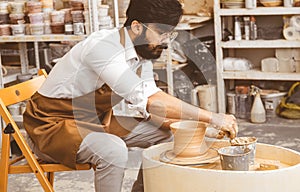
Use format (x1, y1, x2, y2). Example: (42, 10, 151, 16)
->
(28, 121, 172, 192)
(77, 121, 173, 192)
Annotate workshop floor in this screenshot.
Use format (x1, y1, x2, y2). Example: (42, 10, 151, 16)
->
(5, 117, 300, 192)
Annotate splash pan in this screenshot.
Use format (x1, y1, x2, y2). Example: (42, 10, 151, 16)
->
(143, 140, 300, 192)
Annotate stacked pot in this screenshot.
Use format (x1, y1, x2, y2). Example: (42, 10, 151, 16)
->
(0, 1, 11, 35)
(70, 0, 85, 35)
(98, 3, 112, 30)
(0, 0, 89, 36)
(27, 1, 45, 35)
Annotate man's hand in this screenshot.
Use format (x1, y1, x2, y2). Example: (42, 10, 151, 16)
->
(205, 127, 227, 139)
(210, 113, 238, 139)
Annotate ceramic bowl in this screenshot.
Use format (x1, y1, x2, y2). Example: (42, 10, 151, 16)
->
(223, 2, 245, 8)
(259, 0, 282, 6)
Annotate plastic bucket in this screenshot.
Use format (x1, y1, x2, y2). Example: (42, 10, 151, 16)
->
(261, 92, 287, 117)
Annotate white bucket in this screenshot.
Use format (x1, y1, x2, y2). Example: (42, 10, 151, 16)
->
(191, 84, 217, 112)
(261, 92, 287, 117)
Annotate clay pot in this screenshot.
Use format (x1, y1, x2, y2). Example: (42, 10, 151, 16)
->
(9, 13, 25, 24)
(0, 13, 9, 24)
(50, 11, 65, 24)
(70, 0, 84, 10)
(0, 24, 11, 35)
(170, 121, 208, 157)
(28, 12, 44, 24)
(26, 1, 42, 14)
(71, 10, 84, 23)
(8, 2, 25, 14)
(10, 24, 25, 36)
(29, 23, 44, 35)
(50, 23, 64, 34)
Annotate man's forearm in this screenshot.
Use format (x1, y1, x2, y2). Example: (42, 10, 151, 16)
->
(147, 91, 212, 123)
(147, 113, 180, 130)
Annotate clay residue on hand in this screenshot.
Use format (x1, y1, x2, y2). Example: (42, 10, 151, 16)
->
(230, 137, 257, 146)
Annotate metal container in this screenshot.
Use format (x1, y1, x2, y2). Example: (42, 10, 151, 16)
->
(235, 94, 252, 119)
(230, 137, 257, 165)
(218, 146, 251, 171)
(73, 22, 84, 35)
(226, 92, 236, 114)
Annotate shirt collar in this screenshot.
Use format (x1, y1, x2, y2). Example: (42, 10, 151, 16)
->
(123, 28, 140, 63)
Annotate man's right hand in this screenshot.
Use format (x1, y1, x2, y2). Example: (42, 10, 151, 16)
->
(210, 113, 238, 139)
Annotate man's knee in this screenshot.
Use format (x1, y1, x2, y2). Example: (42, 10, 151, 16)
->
(85, 132, 129, 166)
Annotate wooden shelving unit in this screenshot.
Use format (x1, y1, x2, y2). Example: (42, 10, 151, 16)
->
(213, 0, 300, 113)
(0, 35, 86, 88)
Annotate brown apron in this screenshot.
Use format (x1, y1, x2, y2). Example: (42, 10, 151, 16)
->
(23, 84, 143, 169)
(23, 29, 144, 169)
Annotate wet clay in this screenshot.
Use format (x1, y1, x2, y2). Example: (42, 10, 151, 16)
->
(191, 158, 290, 171)
(230, 137, 257, 146)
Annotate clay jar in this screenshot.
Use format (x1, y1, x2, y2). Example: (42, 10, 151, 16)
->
(170, 121, 208, 157)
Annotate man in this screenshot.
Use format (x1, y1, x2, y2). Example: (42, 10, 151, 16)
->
(23, 0, 238, 191)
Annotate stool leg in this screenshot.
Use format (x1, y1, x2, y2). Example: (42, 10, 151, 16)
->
(47, 172, 55, 186)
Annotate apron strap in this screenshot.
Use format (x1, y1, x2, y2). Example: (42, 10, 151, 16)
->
(119, 27, 125, 47)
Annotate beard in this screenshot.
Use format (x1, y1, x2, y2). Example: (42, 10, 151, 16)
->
(133, 30, 168, 60)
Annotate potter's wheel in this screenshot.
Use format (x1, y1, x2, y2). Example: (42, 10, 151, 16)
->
(159, 148, 219, 166)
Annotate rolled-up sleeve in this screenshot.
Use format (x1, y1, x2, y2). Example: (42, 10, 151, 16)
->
(82, 38, 159, 119)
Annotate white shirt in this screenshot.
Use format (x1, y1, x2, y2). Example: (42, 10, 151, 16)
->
(39, 28, 161, 118)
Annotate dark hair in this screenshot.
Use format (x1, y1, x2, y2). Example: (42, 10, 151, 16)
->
(124, 0, 183, 30)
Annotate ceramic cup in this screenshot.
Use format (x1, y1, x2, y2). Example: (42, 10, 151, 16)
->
(170, 121, 208, 157)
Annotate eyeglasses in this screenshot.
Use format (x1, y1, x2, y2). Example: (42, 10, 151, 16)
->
(140, 22, 178, 44)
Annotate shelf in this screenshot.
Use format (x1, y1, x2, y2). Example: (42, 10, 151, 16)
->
(221, 40, 300, 48)
(200, 0, 300, 113)
(0, 35, 87, 43)
(175, 15, 212, 31)
(3, 67, 38, 84)
(222, 70, 300, 81)
(217, 7, 300, 16)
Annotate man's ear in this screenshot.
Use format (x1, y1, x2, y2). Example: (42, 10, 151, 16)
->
(131, 20, 143, 35)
